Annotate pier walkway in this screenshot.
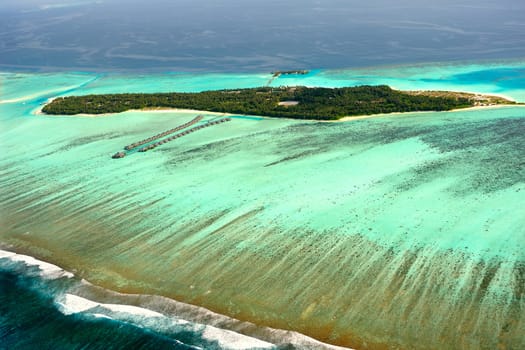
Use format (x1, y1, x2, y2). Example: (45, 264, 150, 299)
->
(124, 115, 203, 151)
(138, 118, 231, 152)
(112, 116, 231, 158)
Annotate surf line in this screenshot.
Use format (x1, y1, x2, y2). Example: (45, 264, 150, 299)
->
(112, 116, 231, 158)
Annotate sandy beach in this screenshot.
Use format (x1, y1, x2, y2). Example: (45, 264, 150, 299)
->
(35, 88, 521, 122)
(336, 103, 525, 122)
(34, 104, 233, 118)
(35, 101, 523, 123)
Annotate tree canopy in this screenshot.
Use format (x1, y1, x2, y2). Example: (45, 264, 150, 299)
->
(42, 85, 476, 120)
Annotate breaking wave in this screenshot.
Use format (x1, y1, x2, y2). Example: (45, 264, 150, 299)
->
(0, 249, 351, 350)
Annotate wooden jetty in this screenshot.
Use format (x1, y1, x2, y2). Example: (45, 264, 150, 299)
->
(123, 115, 203, 151)
(138, 117, 231, 152)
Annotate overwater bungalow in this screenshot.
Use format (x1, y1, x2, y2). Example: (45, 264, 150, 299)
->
(112, 152, 126, 159)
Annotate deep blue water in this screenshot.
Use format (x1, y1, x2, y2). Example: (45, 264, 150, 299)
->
(1, 0, 525, 72)
(0, 270, 192, 350)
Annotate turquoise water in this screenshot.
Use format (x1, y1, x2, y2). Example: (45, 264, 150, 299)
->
(272, 61, 525, 102)
(1, 61, 525, 349)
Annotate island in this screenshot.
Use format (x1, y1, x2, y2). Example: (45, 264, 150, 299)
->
(271, 70, 310, 77)
(42, 85, 515, 120)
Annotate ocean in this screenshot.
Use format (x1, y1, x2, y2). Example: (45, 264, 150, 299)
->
(1, 1, 525, 349)
(1, 0, 525, 72)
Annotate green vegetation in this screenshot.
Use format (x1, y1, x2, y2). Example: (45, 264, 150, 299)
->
(42, 85, 503, 120)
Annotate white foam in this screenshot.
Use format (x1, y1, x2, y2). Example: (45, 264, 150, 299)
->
(0, 250, 16, 259)
(102, 303, 164, 317)
(1, 250, 351, 349)
(0, 249, 74, 279)
(60, 293, 164, 317)
(201, 326, 274, 350)
(60, 294, 100, 314)
(58, 293, 274, 349)
(92, 313, 114, 320)
(264, 329, 351, 350)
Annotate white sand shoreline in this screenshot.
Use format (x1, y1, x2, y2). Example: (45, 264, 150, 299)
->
(35, 92, 523, 122)
(36, 104, 524, 122)
(34, 103, 232, 118)
(335, 104, 525, 122)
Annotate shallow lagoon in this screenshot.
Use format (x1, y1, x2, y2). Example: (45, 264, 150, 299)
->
(1, 61, 524, 349)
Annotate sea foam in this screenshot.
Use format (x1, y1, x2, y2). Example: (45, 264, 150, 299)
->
(0, 249, 349, 349)
(60, 293, 164, 318)
(57, 293, 275, 350)
(0, 249, 74, 279)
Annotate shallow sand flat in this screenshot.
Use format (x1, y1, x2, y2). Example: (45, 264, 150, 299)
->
(1, 63, 525, 349)
(0, 72, 98, 104)
(336, 104, 525, 122)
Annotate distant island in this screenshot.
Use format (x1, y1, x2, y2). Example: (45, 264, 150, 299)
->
(42, 85, 515, 120)
(271, 70, 310, 77)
